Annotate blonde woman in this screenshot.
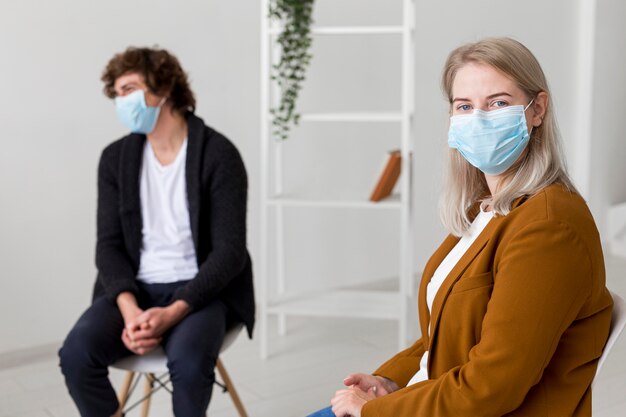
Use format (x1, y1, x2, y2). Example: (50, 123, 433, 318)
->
(308, 37, 613, 417)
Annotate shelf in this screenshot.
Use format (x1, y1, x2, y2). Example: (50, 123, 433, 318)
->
(267, 195, 402, 209)
(297, 112, 403, 123)
(259, 0, 416, 358)
(269, 25, 404, 36)
(267, 289, 402, 320)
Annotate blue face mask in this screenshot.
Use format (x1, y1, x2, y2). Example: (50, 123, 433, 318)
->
(114, 90, 164, 134)
(447, 100, 534, 175)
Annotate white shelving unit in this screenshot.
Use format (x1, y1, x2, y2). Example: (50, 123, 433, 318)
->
(259, 0, 416, 359)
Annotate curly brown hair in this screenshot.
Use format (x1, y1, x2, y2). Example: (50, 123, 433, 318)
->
(101, 47, 196, 114)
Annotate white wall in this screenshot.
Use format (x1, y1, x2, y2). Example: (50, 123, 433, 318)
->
(589, 0, 626, 234)
(0, 0, 261, 354)
(0, 0, 606, 355)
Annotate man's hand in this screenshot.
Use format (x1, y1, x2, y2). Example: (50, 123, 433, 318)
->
(116, 292, 161, 355)
(331, 385, 376, 417)
(129, 300, 191, 340)
(343, 373, 398, 397)
(121, 325, 161, 355)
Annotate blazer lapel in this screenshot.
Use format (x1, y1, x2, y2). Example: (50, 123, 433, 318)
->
(185, 114, 204, 252)
(119, 134, 145, 265)
(427, 215, 503, 356)
(422, 196, 526, 364)
(418, 234, 459, 343)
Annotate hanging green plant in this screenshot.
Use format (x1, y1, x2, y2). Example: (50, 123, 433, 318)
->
(269, 0, 315, 140)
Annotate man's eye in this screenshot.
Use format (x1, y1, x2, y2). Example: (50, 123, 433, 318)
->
(116, 86, 138, 97)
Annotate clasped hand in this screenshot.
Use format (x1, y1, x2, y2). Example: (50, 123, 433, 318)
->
(122, 307, 174, 355)
(117, 292, 191, 356)
(330, 373, 397, 417)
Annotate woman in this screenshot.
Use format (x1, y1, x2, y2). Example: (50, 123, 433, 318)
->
(310, 37, 613, 417)
(59, 47, 254, 417)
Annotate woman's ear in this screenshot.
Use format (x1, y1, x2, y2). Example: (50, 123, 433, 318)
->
(531, 91, 548, 128)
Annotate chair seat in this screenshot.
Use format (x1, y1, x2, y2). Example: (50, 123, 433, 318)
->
(110, 322, 249, 417)
(113, 347, 169, 373)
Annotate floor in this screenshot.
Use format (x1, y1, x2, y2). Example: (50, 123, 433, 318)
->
(2, 255, 625, 417)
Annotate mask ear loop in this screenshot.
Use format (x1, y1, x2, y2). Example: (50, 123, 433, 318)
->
(525, 97, 536, 137)
(142, 88, 167, 108)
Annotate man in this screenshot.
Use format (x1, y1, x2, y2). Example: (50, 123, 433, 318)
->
(59, 47, 254, 417)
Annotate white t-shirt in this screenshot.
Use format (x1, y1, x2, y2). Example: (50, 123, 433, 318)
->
(407, 207, 494, 386)
(136, 139, 199, 284)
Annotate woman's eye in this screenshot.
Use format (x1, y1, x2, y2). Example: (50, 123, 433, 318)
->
(493, 100, 508, 108)
(457, 104, 472, 112)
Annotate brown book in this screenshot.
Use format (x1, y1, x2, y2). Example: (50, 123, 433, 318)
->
(369, 150, 402, 202)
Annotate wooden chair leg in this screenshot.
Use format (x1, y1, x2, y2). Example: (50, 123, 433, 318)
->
(117, 371, 135, 410)
(140, 373, 154, 417)
(216, 358, 248, 417)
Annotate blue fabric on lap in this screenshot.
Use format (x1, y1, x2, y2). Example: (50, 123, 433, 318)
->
(306, 405, 335, 417)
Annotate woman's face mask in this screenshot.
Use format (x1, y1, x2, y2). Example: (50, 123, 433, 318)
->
(447, 99, 534, 176)
(115, 90, 164, 134)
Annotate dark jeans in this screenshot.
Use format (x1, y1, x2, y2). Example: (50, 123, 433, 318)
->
(59, 281, 228, 417)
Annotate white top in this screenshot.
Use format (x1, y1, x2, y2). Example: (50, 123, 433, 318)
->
(137, 139, 199, 284)
(407, 208, 494, 386)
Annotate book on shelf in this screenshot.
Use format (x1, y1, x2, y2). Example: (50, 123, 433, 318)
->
(369, 149, 402, 202)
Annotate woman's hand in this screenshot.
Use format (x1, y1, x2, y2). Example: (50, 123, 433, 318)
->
(331, 386, 376, 417)
(343, 373, 398, 397)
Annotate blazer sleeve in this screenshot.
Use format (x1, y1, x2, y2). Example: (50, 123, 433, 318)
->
(363, 219, 593, 417)
(95, 145, 140, 301)
(173, 137, 248, 310)
(373, 337, 426, 388)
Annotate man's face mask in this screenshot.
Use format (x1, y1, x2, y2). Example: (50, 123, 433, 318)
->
(115, 90, 164, 134)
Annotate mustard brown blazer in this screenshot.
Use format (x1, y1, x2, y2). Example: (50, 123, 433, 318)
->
(364, 184, 613, 417)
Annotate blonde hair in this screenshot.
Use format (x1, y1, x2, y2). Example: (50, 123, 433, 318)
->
(440, 37, 577, 236)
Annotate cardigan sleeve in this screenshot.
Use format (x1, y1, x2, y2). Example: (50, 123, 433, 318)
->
(95, 145, 140, 301)
(362, 219, 593, 417)
(173, 136, 248, 310)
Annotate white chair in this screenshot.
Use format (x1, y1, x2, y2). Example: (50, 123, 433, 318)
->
(592, 291, 626, 388)
(112, 323, 248, 417)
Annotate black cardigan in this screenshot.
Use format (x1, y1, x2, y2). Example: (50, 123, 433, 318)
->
(92, 113, 254, 338)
